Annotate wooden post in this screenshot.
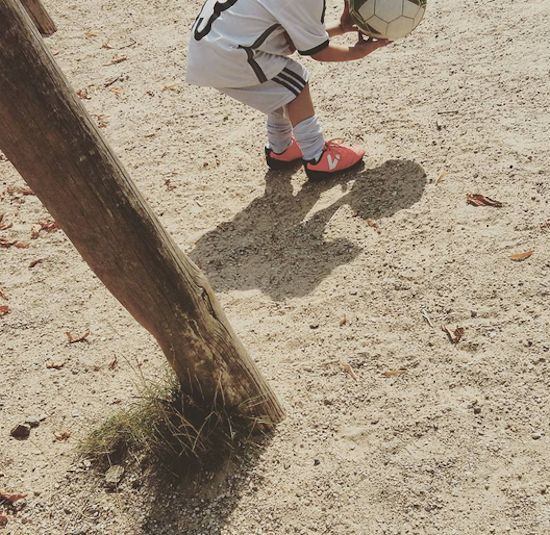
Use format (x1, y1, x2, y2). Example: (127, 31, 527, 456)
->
(0, 0, 284, 425)
(20, 0, 56, 36)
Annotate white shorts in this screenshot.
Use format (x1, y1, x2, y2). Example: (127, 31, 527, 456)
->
(217, 59, 309, 115)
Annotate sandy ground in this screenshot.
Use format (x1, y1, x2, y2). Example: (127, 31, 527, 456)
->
(1, 0, 550, 533)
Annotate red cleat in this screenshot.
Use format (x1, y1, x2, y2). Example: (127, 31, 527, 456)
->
(265, 138, 303, 170)
(304, 139, 365, 180)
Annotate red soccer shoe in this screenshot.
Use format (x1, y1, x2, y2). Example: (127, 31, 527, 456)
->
(304, 139, 365, 180)
(265, 138, 303, 170)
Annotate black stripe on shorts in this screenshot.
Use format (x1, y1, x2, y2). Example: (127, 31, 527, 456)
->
(276, 72, 305, 93)
(282, 68, 307, 88)
(273, 77, 300, 97)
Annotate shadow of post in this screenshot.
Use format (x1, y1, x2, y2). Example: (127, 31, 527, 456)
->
(141, 434, 274, 534)
(189, 159, 426, 300)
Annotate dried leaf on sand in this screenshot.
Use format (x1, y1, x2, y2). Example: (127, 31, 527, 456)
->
(382, 369, 407, 378)
(0, 238, 17, 248)
(66, 330, 91, 344)
(76, 88, 91, 100)
(110, 87, 125, 97)
(6, 185, 34, 196)
(39, 221, 59, 232)
(339, 361, 358, 381)
(511, 251, 533, 262)
(0, 491, 27, 506)
(94, 114, 110, 128)
(466, 194, 503, 208)
(54, 431, 71, 442)
(32, 220, 60, 239)
(46, 360, 65, 370)
(442, 326, 465, 344)
(0, 214, 12, 231)
(29, 259, 44, 269)
(366, 219, 380, 232)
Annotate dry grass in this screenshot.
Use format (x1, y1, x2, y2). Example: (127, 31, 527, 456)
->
(78, 373, 256, 471)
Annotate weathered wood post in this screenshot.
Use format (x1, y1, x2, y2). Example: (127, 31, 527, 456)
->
(0, 0, 284, 425)
(20, 0, 56, 36)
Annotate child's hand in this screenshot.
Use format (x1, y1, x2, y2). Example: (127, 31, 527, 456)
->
(353, 33, 393, 57)
(312, 34, 392, 62)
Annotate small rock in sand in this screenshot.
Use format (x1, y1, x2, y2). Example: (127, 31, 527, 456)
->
(25, 416, 41, 428)
(10, 424, 31, 440)
(105, 465, 125, 487)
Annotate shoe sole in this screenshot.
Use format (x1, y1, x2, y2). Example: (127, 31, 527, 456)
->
(304, 159, 364, 181)
(266, 156, 302, 171)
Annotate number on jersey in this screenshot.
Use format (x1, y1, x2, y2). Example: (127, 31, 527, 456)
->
(193, 0, 239, 41)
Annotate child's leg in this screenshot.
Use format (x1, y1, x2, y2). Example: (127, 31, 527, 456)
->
(285, 84, 325, 163)
(285, 84, 315, 126)
(266, 107, 293, 154)
(217, 59, 364, 177)
(286, 83, 365, 179)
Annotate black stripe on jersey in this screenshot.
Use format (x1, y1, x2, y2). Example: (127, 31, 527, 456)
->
(273, 77, 300, 97)
(282, 68, 307, 87)
(276, 72, 305, 92)
(240, 47, 267, 83)
(250, 23, 280, 48)
(299, 39, 330, 56)
(239, 24, 281, 83)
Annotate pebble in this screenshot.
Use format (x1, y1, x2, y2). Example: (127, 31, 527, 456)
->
(105, 465, 125, 487)
(532, 432, 543, 440)
(25, 416, 41, 428)
(10, 423, 31, 440)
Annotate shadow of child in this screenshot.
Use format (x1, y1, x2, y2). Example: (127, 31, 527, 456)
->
(189, 159, 426, 301)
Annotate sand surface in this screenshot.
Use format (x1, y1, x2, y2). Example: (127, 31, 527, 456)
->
(1, 0, 550, 533)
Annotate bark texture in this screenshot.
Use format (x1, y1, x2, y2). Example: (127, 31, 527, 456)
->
(20, 0, 56, 36)
(0, 0, 284, 425)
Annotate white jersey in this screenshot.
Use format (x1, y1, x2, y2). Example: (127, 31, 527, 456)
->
(186, 0, 329, 88)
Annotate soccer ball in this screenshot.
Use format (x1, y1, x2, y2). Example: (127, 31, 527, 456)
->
(349, 0, 427, 41)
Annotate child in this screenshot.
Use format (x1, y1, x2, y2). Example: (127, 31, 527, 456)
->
(186, 0, 390, 180)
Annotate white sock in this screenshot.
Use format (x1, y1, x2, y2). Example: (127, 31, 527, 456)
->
(266, 108, 293, 154)
(293, 116, 325, 162)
